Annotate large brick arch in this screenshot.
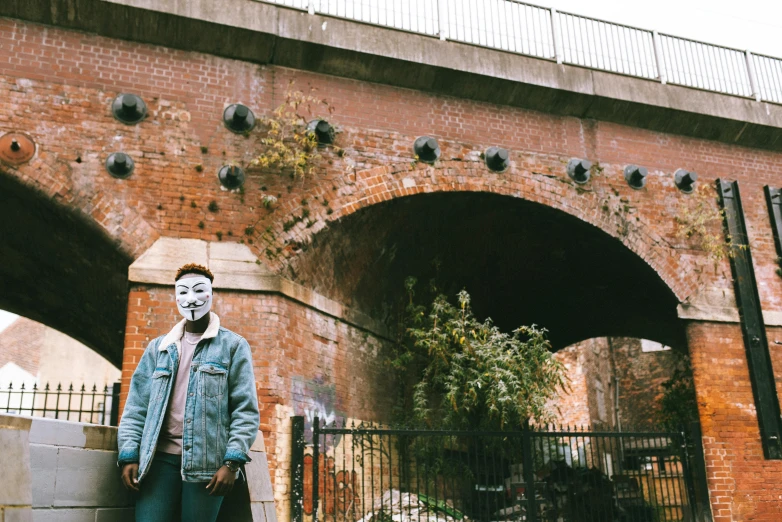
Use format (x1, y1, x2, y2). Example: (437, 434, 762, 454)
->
(263, 161, 697, 303)
(0, 159, 157, 366)
(254, 160, 697, 349)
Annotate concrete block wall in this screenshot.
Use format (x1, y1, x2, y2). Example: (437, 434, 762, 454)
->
(0, 414, 275, 522)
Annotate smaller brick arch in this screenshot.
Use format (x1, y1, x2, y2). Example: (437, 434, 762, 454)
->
(0, 159, 158, 366)
(264, 161, 697, 304)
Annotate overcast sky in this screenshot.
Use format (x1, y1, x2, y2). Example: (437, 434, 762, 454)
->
(542, 0, 782, 58)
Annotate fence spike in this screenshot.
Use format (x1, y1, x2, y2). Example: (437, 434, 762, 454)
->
(32, 383, 38, 391)
(68, 383, 74, 392)
(80, 384, 86, 392)
(56, 383, 62, 391)
(20, 382, 26, 390)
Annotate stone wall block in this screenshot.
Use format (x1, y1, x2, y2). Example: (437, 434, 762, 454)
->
(52, 448, 131, 508)
(30, 445, 57, 508)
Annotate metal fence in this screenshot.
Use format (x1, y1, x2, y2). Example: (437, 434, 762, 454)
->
(260, 0, 782, 105)
(0, 382, 121, 426)
(292, 417, 711, 522)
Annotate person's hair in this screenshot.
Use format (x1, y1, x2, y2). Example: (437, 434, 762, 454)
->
(175, 263, 214, 282)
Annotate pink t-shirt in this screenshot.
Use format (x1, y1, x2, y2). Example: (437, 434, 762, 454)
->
(157, 331, 201, 454)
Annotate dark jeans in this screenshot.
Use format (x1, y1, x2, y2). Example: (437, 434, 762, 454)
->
(135, 452, 224, 522)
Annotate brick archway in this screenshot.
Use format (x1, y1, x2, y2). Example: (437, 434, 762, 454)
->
(262, 160, 697, 305)
(0, 160, 158, 366)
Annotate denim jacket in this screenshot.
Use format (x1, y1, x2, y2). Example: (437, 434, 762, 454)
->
(117, 313, 260, 482)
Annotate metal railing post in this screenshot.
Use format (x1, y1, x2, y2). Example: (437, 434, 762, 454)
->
(550, 8, 563, 64)
(109, 382, 121, 426)
(521, 420, 537, 522)
(290, 416, 305, 522)
(437, 0, 448, 41)
(312, 416, 320, 522)
(745, 50, 761, 101)
(652, 30, 667, 84)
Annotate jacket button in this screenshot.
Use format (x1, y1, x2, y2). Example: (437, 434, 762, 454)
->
(184, 445, 190, 450)
(187, 419, 192, 423)
(189, 393, 194, 397)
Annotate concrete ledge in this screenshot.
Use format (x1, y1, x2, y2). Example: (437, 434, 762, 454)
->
(2, 0, 782, 151)
(129, 238, 391, 339)
(677, 286, 782, 326)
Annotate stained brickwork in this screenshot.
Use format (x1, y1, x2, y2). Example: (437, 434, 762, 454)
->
(4, 13, 782, 521)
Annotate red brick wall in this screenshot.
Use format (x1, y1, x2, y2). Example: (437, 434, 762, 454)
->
(5, 15, 782, 520)
(688, 322, 782, 522)
(0, 317, 43, 377)
(121, 285, 395, 485)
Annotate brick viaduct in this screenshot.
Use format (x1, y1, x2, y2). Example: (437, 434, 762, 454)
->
(3, 1, 782, 520)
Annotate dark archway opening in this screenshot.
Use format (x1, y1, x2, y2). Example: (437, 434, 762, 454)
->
(290, 192, 685, 351)
(0, 173, 131, 367)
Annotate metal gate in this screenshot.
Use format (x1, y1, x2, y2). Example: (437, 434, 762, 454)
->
(291, 417, 711, 522)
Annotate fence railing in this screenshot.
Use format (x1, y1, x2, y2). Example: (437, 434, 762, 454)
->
(260, 0, 782, 105)
(0, 382, 121, 426)
(292, 417, 711, 522)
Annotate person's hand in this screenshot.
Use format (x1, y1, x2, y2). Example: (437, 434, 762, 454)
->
(206, 465, 237, 496)
(121, 463, 140, 492)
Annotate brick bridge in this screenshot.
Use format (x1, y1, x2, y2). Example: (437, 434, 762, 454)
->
(2, 1, 782, 520)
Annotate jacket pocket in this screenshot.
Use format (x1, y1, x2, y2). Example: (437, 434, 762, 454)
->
(150, 367, 172, 404)
(199, 364, 227, 398)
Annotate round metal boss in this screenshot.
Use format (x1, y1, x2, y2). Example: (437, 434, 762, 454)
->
(218, 165, 245, 190)
(674, 169, 698, 193)
(223, 104, 256, 133)
(413, 136, 440, 163)
(624, 165, 648, 190)
(485, 147, 509, 172)
(111, 94, 147, 125)
(308, 119, 335, 145)
(0, 133, 36, 165)
(567, 158, 592, 184)
(106, 152, 134, 179)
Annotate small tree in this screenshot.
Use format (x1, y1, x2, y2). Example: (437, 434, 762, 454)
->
(391, 278, 567, 430)
(657, 354, 699, 431)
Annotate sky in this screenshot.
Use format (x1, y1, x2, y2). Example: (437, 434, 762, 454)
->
(0, 310, 18, 334)
(540, 0, 782, 58)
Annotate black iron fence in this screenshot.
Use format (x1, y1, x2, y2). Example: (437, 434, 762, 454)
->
(0, 382, 121, 426)
(291, 417, 711, 522)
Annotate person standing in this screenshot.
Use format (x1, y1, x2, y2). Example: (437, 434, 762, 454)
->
(118, 263, 260, 521)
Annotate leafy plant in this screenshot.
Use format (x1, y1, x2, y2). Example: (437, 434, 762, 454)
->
(391, 277, 567, 430)
(251, 81, 334, 178)
(657, 353, 698, 431)
(675, 183, 743, 262)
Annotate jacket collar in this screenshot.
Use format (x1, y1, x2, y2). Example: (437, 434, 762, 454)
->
(158, 312, 221, 351)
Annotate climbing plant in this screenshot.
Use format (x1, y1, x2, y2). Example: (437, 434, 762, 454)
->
(674, 183, 743, 262)
(390, 277, 568, 430)
(251, 81, 335, 179)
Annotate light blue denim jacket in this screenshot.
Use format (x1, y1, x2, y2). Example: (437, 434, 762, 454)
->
(117, 313, 260, 482)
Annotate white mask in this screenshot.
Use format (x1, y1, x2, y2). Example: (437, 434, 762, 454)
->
(175, 276, 213, 321)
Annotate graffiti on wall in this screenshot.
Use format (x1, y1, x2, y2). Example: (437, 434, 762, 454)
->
(303, 453, 361, 518)
(292, 375, 344, 445)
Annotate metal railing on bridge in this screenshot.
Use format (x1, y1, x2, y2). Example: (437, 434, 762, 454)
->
(262, 0, 782, 104)
(0, 382, 121, 426)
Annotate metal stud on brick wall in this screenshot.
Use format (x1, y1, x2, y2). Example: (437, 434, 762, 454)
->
(111, 94, 147, 124)
(307, 120, 335, 145)
(566, 158, 592, 184)
(218, 165, 245, 190)
(105, 152, 134, 179)
(413, 136, 440, 163)
(624, 164, 648, 189)
(223, 104, 255, 133)
(484, 147, 509, 172)
(674, 169, 698, 193)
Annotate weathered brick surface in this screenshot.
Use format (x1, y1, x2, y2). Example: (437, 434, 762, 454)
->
(3, 15, 782, 520)
(120, 285, 394, 487)
(553, 338, 679, 430)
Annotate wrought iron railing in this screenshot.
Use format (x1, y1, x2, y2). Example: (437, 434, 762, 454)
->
(260, 0, 782, 104)
(291, 417, 711, 522)
(0, 382, 121, 426)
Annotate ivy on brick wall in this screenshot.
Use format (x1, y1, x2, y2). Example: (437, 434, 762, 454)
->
(657, 354, 699, 431)
(390, 277, 568, 430)
(251, 81, 335, 179)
